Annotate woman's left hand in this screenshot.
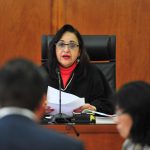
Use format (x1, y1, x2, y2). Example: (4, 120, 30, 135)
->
(73, 103, 96, 113)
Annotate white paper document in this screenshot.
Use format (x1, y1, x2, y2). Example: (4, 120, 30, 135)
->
(47, 86, 85, 116)
(96, 116, 115, 124)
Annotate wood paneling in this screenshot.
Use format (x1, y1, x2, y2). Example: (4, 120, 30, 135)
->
(44, 124, 124, 150)
(0, 0, 150, 87)
(0, 0, 51, 65)
(52, 0, 150, 88)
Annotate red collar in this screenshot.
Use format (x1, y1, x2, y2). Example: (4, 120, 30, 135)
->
(59, 62, 77, 75)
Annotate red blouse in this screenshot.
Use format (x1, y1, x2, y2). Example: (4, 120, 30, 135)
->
(59, 63, 77, 87)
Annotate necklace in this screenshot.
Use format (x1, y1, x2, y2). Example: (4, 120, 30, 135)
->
(61, 73, 74, 91)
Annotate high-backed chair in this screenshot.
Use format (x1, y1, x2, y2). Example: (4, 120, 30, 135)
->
(41, 35, 116, 92)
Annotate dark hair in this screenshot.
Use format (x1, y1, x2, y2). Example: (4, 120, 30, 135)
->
(113, 81, 150, 146)
(0, 58, 47, 111)
(47, 24, 89, 78)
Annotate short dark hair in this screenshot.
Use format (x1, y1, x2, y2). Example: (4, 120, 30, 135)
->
(113, 81, 150, 146)
(0, 58, 47, 111)
(47, 24, 89, 78)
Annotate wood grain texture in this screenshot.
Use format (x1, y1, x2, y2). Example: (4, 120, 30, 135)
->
(0, 0, 51, 65)
(44, 124, 124, 150)
(0, 0, 150, 87)
(52, 0, 150, 88)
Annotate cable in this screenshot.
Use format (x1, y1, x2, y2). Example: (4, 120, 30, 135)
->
(66, 123, 80, 137)
(82, 109, 116, 117)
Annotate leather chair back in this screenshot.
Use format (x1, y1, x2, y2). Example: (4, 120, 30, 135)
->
(41, 35, 116, 92)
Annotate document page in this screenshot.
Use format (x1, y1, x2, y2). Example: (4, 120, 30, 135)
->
(96, 116, 115, 124)
(47, 86, 85, 116)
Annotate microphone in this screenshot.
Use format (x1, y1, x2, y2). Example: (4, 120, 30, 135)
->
(56, 68, 61, 115)
(51, 68, 71, 123)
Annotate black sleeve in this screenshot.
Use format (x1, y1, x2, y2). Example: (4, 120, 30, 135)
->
(87, 66, 115, 114)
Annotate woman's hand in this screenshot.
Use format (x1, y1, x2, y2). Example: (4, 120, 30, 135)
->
(43, 100, 55, 114)
(73, 103, 96, 113)
(45, 106, 54, 114)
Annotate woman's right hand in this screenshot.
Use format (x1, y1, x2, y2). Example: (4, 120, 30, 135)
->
(45, 106, 54, 114)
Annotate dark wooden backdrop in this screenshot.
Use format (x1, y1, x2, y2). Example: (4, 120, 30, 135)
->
(0, 0, 150, 88)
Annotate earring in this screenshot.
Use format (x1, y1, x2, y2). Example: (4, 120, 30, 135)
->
(77, 57, 80, 63)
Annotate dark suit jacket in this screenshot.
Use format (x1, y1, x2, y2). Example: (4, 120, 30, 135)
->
(0, 115, 84, 150)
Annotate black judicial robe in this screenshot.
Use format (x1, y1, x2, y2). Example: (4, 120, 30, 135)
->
(44, 63, 114, 114)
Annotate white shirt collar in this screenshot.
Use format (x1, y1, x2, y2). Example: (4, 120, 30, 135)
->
(0, 107, 37, 121)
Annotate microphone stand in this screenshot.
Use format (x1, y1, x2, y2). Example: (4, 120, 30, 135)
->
(51, 69, 71, 123)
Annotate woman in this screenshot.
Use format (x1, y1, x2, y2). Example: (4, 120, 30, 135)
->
(43, 24, 114, 114)
(113, 81, 150, 150)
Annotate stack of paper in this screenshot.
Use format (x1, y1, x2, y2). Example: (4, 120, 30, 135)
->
(47, 86, 85, 116)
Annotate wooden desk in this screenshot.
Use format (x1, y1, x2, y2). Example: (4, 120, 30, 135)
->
(43, 123, 124, 150)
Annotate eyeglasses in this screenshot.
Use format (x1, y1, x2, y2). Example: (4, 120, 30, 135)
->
(56, 41, 79, 50)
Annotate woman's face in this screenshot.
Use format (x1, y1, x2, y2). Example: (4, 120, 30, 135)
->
(114, 108, 133, 139)
(56, 31, 80, 68)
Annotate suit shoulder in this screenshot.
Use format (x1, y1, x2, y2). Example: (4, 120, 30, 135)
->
(38, 126, 84, 150)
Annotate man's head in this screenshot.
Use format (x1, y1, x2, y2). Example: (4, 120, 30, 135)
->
(0, 58, 47, 112)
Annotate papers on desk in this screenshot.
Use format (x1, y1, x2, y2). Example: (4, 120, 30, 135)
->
(47, 86, 85, 116)
(96, 116, 115, 124)
(82, 109, 116, 124)
(82, 109, 116, 117)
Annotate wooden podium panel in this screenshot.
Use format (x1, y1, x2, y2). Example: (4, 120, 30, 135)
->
(43, 124, 124, 150)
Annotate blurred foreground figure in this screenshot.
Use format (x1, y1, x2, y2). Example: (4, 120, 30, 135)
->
(113, 81, 150, 150)
(0, 58, 84, 150)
